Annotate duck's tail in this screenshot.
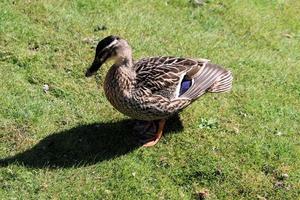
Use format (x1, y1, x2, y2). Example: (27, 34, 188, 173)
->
(180, 63, 233, 100)
(207, 69, 233, 93)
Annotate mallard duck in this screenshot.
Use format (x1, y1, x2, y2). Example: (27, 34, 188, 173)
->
(85, 35, 232, 147)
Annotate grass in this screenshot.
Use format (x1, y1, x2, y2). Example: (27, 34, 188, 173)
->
(0, 0, 299, 199)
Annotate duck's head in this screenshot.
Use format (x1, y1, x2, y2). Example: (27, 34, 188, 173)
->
(85, 35, 132, 77)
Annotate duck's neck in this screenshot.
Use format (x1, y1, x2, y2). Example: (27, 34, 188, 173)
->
(105, 57, 135, 98)
(114, 45, 133, 67)
(115, 57, 133, 68)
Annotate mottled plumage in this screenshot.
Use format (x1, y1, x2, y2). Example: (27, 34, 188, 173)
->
(102, 55, 232, 121)
(86, 35, 233, 146)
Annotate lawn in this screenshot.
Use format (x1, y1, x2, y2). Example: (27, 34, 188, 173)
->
(0, 0, 300, 199)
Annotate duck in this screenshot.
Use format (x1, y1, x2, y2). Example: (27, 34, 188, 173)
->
(85, 35, 233, 147)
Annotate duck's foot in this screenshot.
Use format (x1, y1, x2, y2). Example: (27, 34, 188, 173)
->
(142, 119, 166, 147)
(133, 119, 166, 147)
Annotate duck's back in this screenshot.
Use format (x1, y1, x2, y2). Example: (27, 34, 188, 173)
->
(134, 56, 207, 99)
(133, 56, 232, 100)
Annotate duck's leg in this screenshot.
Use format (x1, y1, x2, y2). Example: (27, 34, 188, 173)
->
(143, 119, 166, 147)
(133, 120, 156, 137)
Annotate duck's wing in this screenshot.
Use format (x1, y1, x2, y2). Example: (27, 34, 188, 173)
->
(134, 56, 232, 100)
(180, 62, 233, 99)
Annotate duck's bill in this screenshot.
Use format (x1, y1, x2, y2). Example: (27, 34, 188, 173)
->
(85, 60, 103, 77)
(85, 68, 97, 77)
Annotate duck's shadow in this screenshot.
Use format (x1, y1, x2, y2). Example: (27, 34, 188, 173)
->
(0, 115, 183, 169)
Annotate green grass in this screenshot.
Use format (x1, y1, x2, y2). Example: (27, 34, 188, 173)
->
(1, 0, 300, 199)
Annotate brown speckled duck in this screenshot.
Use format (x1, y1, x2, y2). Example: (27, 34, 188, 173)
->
(85, 35, 233, 147)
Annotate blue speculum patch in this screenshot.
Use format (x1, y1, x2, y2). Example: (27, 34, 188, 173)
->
(179, 78, 192, 96)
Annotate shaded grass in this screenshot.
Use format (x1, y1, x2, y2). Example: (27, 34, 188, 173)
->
(1, 0, 300, 199)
